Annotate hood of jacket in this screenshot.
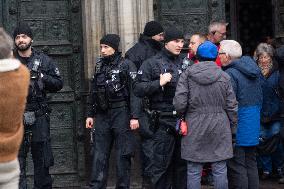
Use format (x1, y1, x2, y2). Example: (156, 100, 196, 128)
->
(188, 61, 222, 85)
(224, 56, 260, 79)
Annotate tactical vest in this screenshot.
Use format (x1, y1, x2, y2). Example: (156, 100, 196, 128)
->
(92, 55, 128, 111)
(26, 56, 45, 107)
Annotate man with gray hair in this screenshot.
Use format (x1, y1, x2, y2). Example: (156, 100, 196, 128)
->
(208, 21, 228, 44)
(208, 21, 228, 67)
(220, 40, 263, 189)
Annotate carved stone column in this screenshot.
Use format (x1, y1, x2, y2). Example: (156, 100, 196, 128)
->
(82, 0, 104, 79)
(115, 0, 153, 52)
(82, 0, 154, 79)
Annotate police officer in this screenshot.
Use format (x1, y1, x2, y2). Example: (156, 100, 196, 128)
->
(133, 27, 187, 189)
(13, 22, 63, 189)
(125, 21, 164, 189)
(85, 34, 138, 189)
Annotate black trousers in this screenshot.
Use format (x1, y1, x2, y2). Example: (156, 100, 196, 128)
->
(138, 112, 154, 182)
(227, 146, 259, 189)
(88, 107, 136, 189)
(151, 116, 187, 189)
(19, 115, 53, 189)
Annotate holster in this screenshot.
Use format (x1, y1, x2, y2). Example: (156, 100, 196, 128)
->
(145, 109, 160, 133)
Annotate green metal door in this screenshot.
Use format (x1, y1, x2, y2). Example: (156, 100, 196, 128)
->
(154, 0, 225, 35)
(1, 0, 86, 187)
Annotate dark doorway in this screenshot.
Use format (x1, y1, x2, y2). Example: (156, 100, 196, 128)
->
(227, 0, 273, 55)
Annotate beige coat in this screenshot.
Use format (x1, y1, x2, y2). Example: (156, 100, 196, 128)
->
(0, 59, 29, 162)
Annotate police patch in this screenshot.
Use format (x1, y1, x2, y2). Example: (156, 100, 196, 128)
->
(55, 68, 60, 76)
(129, 72, 137, 79)
(112, 70, 119, 74)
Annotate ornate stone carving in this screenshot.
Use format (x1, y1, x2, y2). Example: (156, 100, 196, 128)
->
(46, 20, 69, 40)
(71, 0, 80, 13)
(210, 0, 225, 22)
(2, 0, 86, 187)
(20, 1, 67, 18)
(156, 0, 224, 35)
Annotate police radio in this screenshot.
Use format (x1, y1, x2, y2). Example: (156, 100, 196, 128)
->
(30, 59, 41, 79)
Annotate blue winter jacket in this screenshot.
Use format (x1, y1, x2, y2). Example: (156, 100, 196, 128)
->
(260, 69, 280, 120)
(223, 56, 263, 146)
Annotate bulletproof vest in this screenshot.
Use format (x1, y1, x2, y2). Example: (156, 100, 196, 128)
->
(92, 56, 128, 110)
(26, 56, 45, 106)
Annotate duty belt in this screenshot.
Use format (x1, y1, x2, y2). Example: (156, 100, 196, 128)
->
(154, 110, 177, 117)
(34, 108, 48, 117)
(109, 101, 128, 109)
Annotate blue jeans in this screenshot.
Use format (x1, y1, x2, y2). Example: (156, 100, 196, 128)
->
(187, 160, 228, 189)
(258, 121, 284, 173)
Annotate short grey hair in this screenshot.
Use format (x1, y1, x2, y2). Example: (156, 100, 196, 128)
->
(220, 40, 242, 59)
(0, 28, 13, 59)
(255, 43, 274, 58)
(208, 21, 228, 34)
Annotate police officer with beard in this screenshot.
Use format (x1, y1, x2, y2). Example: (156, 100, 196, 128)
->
(125, 21, 164, 189)
(13, 22, 63, 189)
(85, 34, 138, 189)
(133, 27, 187, 189)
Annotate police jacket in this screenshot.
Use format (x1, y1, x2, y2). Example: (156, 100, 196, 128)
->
(126, 34, 163, 119)
(87, 52, 138, 118)
(125, 34, 162, 70)
(133, 48, 183, 112)
(14, 49, 63, 111)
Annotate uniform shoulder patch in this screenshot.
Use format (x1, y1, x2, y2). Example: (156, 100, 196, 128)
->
(129, 71, 137, 79)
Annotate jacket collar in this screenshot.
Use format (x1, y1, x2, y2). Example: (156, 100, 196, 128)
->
(0, 59, 20, 72)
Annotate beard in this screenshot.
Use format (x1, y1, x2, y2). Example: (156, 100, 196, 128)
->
(15, 41, 32, 51)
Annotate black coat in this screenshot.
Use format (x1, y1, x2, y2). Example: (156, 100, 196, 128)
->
(133, 48, 183, 112)
(14, 49, 63, 109)
(87, 53, 139, 119)
(14, 49, 63, 141)
(125, 34, 162, 70)
(125, 34, 163, 119)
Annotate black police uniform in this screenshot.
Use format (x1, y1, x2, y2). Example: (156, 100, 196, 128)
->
(14, 49, 63, 189)
(125, 34, 162, 185)
(133, 48, 187, 189)
(87, 52, 136, 189)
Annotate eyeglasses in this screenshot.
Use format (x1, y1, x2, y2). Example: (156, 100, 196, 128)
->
(218, 52, 226, 55)
(217, 31, 227, 36)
